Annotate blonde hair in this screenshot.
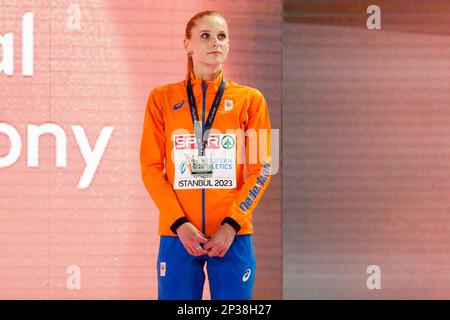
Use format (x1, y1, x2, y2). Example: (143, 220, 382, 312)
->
(185, 10, 227, 80)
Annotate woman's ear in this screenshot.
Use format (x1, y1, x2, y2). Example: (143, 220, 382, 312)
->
(183, 38, 191, 55)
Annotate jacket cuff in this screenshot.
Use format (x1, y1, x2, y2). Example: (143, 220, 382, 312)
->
(221, 217, 241, 233)
(170, 217, 189, 235)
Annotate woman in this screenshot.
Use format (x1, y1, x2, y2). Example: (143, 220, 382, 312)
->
(140, 10, 272, 300)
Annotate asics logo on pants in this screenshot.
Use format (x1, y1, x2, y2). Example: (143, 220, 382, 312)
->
(242, 269, 251, 282)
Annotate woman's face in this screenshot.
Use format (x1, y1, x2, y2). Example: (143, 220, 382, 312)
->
(185, 15, 230, 69)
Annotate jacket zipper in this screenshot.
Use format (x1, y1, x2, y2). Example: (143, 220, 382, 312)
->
(201, 80, 208, 235)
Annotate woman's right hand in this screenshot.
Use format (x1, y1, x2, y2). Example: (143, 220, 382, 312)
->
(176, 222, 209, 256)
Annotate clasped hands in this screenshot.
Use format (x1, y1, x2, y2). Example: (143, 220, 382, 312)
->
(176, 222, 236, 258)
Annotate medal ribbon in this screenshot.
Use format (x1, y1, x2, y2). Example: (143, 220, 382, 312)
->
(186, 76, 226, 156)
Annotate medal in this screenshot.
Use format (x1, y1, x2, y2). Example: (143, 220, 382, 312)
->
(190, 155, 213, 178)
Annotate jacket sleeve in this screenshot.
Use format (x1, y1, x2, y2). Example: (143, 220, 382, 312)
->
(140, 88, 188, 234)
(221, 90, 272, 232)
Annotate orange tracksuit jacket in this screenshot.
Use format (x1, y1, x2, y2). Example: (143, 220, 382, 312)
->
(140, 69, 272, 236)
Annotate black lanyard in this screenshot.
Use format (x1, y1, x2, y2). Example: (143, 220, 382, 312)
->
(186, 76, 226, 156)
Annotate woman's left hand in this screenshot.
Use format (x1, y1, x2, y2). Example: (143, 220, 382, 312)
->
(204, 223, 237, 258)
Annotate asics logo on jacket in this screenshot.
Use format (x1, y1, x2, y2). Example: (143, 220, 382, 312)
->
(172, 100, 185, 110)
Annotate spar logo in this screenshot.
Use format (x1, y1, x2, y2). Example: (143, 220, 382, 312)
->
(221, 135, 234, 149)
(174, 135, 220, 150)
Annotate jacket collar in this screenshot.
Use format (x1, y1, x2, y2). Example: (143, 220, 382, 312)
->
(187, 69, 225, 97)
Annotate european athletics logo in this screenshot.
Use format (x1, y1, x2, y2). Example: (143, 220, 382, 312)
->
(180, 155, 193, 175)
(180, 160, 187, 174)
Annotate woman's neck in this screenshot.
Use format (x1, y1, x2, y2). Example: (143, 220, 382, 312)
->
(193, 64, 222, 81)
